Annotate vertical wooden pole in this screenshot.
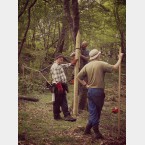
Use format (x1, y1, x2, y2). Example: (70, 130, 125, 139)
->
(73, 30, 80, 116)
(118, 47, 121, 138)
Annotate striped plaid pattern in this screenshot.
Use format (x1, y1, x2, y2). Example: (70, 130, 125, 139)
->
(50, 62, 71, 83)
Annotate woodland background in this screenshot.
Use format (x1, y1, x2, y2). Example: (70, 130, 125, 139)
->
(18, 0, 126, 144)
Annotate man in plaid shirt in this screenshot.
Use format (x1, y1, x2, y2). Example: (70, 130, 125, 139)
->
(50, 54, 77, 122)
(51, 63, 70, 84)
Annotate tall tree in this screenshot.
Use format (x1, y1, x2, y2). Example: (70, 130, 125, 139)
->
(63, 0, 75, 44)
(18, 0, 37, 61)
(56, 17, 67, 53)
(72, 0, 80, 43)
(114, 0, 126, 56)
(18, 0, 29, 19)
(63, 0, 80, 46)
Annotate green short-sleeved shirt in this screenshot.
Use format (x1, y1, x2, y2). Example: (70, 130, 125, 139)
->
(77, 60, 113, 89)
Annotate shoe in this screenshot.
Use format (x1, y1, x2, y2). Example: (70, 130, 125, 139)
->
(95, 132, 104, 139)
(93, 125, 104, 139)
(54, 115, 62, 120)
(84, 124, 92, 135)
(64, 115, 76, 122)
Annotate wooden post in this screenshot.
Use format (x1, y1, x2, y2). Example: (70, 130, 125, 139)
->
(73, 30, 80, 116)
(118, 47, 121, 138)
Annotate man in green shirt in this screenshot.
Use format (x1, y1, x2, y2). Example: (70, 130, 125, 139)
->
(77, 49, 123, 139)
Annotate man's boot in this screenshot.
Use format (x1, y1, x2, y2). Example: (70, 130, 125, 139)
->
(64, 115, 76, 122)
(93, 125, 104, 139)
(84, 124, 92, 135)
(54, 114, 62, 120)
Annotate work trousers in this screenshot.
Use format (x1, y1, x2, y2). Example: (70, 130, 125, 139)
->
(53, 83, 70, 118)
(78, 84, 88, 110)
(87, 88, 105, 126)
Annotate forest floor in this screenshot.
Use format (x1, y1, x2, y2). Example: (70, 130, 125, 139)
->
(18, 71, 126, 145)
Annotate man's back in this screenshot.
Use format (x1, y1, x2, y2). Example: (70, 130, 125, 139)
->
(78, 60, 113, 89)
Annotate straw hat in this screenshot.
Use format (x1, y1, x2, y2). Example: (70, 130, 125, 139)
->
(89, 49, 101, 60)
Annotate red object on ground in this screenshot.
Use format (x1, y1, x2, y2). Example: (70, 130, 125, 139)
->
(112, 107, 119, 114)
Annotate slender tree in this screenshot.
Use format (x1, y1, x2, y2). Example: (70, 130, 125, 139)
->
(63, 0, 75, 43)
(56, 18, 67, 53)
(18, 0, 37, 61)
(18, 0, 29, 19)
(72, 0, 80, 43)
(114, 0, 126, 56)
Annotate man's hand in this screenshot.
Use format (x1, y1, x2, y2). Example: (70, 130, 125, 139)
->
(80, 54, 89, 61)
(71, 59, 78, 66)
(118, 53, 124, 60)
(113, 53, 124, 70)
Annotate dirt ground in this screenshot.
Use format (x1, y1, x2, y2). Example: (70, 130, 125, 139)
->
(18, 73, 126, 145)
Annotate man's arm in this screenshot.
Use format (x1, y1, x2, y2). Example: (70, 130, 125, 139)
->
(61, 58, 78, 68)
(76, 66, 88, 86)
(61, 63, 71, 68)
(80, 49, 89, 61)
(80, 54, 89, 61)
(77, 77, 87, 86)
(112, 53, 124, 70)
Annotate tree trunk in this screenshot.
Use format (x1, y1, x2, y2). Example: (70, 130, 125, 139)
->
(18, 0, 29, 19)
(114, 0, 126, 62)
(56, 17, 67, 53)
(72, 0, 80, 44)
(120, 31, 126, 55)
(63, 0, 75, 44)
(18, 0, 37, 61)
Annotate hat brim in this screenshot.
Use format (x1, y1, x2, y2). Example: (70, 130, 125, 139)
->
(55, 55, 64, 60)
(55, 55, 69, 62)
(89, 51, 101, 60)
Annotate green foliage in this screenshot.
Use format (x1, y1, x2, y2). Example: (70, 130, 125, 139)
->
(18, 72, 47, 95)
(18, 0, 126, 95)
(18, 2, 126, 144)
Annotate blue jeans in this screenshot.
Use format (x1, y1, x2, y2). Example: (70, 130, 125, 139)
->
(87, 88, 105, 126)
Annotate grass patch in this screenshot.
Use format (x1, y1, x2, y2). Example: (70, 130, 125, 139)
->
(50, 136, 76, 145)
(19, 72, 126, 145)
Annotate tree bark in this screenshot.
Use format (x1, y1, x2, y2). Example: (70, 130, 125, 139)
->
(63, 0, 75, 44)
(56, 17, 67, 53)
(72, 0, 80, 44)
(18, 0, 29, 19)
(114, 0, 126, 58)
(63, 0, 80, 46)
(114, 0, 126, 62)
(18, 0, 37, 61)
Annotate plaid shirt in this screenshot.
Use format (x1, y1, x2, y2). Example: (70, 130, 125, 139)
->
(50, 62, 71, 83)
